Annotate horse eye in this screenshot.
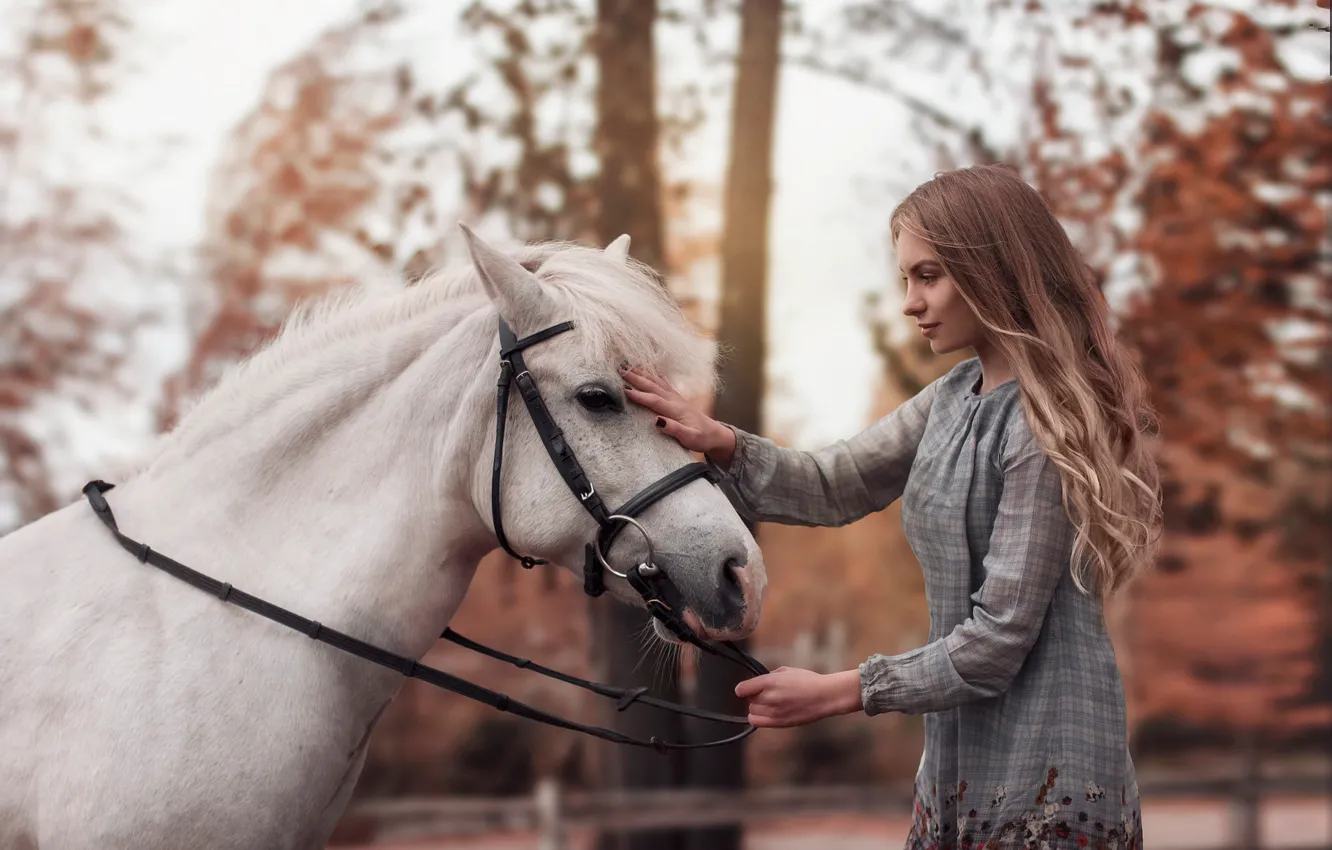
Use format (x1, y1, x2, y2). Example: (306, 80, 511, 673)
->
(576, 387, 619, 412)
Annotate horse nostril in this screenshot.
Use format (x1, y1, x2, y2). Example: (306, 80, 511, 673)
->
(721, 557, 745, 599)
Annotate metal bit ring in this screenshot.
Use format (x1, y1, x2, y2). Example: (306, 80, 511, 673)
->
(595, 514, 656, 579)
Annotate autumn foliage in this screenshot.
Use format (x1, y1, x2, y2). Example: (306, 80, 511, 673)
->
(1026, 3, 1330, 743)
(1, 0, 153, 528)
(159, 8, 423, 426)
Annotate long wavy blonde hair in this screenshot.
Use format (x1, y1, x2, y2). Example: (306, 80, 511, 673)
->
(892, 164, 1163, 597)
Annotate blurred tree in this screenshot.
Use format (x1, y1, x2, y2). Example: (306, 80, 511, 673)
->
(161, 2, 427, 423)
(683, 3, 781, 850)
(446, 0, 600, 243)
(165, 0, 717, 418)
(584, 2, 691, 850)
(0, 0, 173, 531)
(162, 0, 606, 423)
(778, 0, 1005, 398)
(1029, 1, 1331, 750)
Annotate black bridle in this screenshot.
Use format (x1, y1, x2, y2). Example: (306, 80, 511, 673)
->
(82, 315, 766, 752)
(490, 318, 755, 652)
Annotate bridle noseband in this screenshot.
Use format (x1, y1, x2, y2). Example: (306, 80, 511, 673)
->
(81, 314, 767, 753)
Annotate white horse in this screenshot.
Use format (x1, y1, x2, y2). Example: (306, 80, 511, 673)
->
(0, 226, 767, 850)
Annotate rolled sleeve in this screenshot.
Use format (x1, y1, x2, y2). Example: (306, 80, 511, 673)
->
(859, 425, 1075, 716)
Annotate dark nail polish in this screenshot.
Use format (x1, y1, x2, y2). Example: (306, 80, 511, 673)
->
(655, 417, 665, 428)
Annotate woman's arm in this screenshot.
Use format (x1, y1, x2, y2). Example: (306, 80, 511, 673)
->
(857, 422, 1075, 715)
(622, 367, 941, 528)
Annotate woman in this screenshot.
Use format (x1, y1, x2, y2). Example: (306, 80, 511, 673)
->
(621, 164, 1162, 849)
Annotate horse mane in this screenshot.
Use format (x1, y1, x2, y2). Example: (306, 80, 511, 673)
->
(276, 239, 717, 391)
(151, 239, 718, 470)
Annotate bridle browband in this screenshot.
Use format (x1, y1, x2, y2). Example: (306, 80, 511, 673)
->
(82, 314, 767, 752)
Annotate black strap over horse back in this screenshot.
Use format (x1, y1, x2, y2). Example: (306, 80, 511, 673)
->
(81, 481, 759, 752)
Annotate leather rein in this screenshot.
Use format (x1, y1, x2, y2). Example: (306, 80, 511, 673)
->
(83, 316, 766, 752)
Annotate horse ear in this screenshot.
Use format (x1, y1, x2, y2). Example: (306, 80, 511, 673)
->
(605, 234, 631, 264)
(458, 223, 551, 327)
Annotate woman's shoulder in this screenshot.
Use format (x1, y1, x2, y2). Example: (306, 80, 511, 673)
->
(977, 379, 1047, 468)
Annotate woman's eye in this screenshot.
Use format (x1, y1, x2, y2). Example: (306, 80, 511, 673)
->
(577, 387, 618, 412)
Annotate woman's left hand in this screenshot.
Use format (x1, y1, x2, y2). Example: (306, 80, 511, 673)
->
(735, 667, 864, 728)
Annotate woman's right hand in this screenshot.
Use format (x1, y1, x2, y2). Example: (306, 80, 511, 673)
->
(620, 367, 737, 468)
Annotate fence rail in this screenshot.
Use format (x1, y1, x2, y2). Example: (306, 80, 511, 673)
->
(335, 762, 1332, 848)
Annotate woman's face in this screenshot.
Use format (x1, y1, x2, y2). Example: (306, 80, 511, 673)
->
(897, 228, 986, 356)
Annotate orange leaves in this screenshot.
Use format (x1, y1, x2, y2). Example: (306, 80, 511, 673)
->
(160, 20, 423, 424)
(1025, 1, 1331, 740)
(62, 23, 102, 63)
(0, 0, 151, 527)
(1217, 10, 1287, 77)
(272, 162, 306, 197)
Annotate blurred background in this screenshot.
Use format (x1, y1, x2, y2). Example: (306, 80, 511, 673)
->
(2, 0, 1328, 847)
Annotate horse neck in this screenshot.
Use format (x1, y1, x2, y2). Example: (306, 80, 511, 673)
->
(125, 297, 500, 660)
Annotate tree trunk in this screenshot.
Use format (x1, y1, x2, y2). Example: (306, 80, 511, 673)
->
(685, 3, 782, 850)
(589, 3, 686, 850)
(595, 0, 665, 267)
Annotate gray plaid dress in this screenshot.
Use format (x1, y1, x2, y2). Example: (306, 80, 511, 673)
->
(715, 357, 1143, 849)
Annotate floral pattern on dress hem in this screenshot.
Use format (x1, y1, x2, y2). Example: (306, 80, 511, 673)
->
(905, 767, 1143, 850)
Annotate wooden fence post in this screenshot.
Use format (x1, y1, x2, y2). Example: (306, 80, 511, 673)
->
(1231, 732, 1262, 850)
(536, 777, 567, 850)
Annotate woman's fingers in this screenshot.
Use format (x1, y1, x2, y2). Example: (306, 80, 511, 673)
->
(744, 697, 777, 716)
(623, 386, 666, 415)
(619, 366, 657, 390)
(734, 674, 769, 700)
(748, 712, 796, 729)
(743, 697, 786, 728)
(622, 367, 719, 455)
(624, 386, 691, 422)
(654, 373, 683, 396)
(653, 417, 708, 452)
(621, 367, 680, 401)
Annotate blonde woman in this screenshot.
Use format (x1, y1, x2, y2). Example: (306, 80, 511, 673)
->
(622, 164, 1162, 848)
